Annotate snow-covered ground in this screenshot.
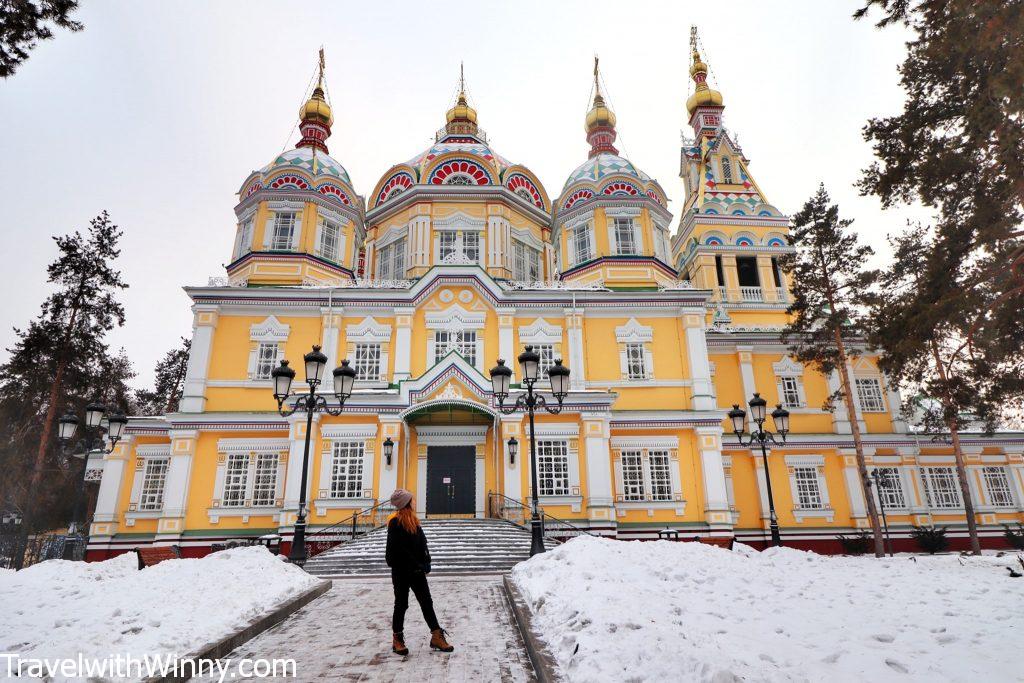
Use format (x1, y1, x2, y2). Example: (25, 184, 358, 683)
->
(0, 547, 321, 681)
(512, 537, 1023, 682)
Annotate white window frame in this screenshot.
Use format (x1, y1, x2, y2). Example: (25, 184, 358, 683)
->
(252, 342, 280, 381)
(773, 357, 807, 409)
(855, 377, 886, 412)
(345, 317, 392, 384)
(512, 239, 541, 281)
(434, 330, 478, 366)
(138, 457, 169, 512)
(376, 236, 407, 281)
(328, 441, 366, 499)
(434, 229, 482, 265)
(613, 217, 638, 255)
(251, 453, 280, 507)
(536, 440, 571, 496)
(981, 466, 1015, 508)
(793, 466, 824, 509)
(873, 466, 907, 509)
(262, 201, 303, 251)
(209, 439, 288, 519)
(221, 453, 250, 507)
(270, 211, 297, 251)
(235, 215, 254, 259)
(248, 316, 290, 383)
(922, 467, 962, 509)
(352, 343, 382, 381)
(784, 455, 833, 521)
(425, 305, 486, 373)
(615, 318, 654, 382)
(315, 215, 344, 263)
(570, 222, 593, 265)
(625, 342, 648, 380)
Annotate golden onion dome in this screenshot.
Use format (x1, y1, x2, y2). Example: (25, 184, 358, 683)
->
(585, 93, 617, 133)
(686, 47, 724, 116)
(300, 86, 333, 126)
(446, 91, 478, 124)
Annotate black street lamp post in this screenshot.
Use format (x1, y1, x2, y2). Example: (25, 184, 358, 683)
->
(728, 393, 790, 547)
(57, 403, 128, 559)
(271, 345, 356, 567)
(868, 468, 894, 557)
(490, 346, 570, 557)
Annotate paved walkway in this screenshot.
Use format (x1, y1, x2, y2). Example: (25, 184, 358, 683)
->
(207, 575, 536, 682)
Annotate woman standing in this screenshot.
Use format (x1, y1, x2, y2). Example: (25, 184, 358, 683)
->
(385, 488, 454, 655)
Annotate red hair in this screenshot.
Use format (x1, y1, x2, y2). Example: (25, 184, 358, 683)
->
(390, 503, 419, 534)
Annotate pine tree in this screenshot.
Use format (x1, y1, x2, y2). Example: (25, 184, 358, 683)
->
(136, 337, 191, 415)
(870, 225, 1012, 554)
(854, 0, 1024, 417)
(779, 185, 886, 557)
(3, 212, 128, 537)
(0, 0, 82, 77)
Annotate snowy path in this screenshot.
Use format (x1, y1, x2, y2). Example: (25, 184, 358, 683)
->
(204, 575, 536, 682)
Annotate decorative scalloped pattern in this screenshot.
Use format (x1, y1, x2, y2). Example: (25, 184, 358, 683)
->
(376, 171, 415, 205)
(244, 182, 262, 198)
(506, 173, 544, 209)
(318, 183, 351, 205)
(563, 188, 594, 210)
(646, 189, 664, 206)
(602, 181, 641, 196)
(268, 174, 311, 190)
(428, 158, 493, 185)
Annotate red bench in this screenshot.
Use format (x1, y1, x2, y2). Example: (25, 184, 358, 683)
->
(135, 545, 181, 570)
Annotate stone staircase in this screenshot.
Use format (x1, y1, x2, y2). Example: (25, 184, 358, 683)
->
(303, 518, 550, 577)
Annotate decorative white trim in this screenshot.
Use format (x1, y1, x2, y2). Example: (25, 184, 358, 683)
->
(526, 423, 579, 438)
(518, 318, 563, 344)
(784, 454, 825, 467)
(346, 316, 393, 342)
(216, 438, 290, 455)
(250, 315, 290, 342)
(610, 436, 680, 449)
(321, 424, 379, 439)
(424, 304, 486, 330)
(376, 224, 409, 249)
(415, 425, 488, 446)
(615, 318, 654, 343)
(433, 210, 487, 231)
(604, 206, 642, 218)
(136, 445, 172, 458)
(510, 226, 545, 252)
(772, 357, 804, 375)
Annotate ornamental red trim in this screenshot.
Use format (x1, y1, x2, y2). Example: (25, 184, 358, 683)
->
(317, 183, 351, 205)
(268, 174, 311, 190)
(376, 172, 415, 205)
(506, 173, 544, 209)
(601, 181, 641, 196)
(427, 159, 492, 185)
(563, 188, 594, 210)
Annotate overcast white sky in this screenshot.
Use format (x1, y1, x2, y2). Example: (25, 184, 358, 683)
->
(0, 1, 926, 389)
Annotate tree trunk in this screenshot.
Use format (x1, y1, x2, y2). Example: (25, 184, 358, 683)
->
(834, 331, 886, 558)
(930, 340, 981, 555)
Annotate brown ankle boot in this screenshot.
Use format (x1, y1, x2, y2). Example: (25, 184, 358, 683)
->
(392, 632, 408, 656)
(430, 628, 454, 652)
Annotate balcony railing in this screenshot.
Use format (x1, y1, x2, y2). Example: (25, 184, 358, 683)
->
(717, 286, 727, 300)
(740, 286, 763, 302)
(775, 287, 787, 302)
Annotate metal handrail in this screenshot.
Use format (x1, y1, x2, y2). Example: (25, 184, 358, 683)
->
(487, 492, 596, 544)
(305, 500, 394, 559)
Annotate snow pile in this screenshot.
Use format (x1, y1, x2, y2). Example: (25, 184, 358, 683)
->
(0, 547, 322, 674)
(512, 537, 1023, 682)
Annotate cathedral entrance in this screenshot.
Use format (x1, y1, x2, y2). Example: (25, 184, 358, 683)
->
(425, 446, 476, 516)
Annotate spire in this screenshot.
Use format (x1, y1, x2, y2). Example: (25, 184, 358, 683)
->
(445, 62, 479, 136)
(585, 56, 618, 158)
(686, 27, 724, 117)
(297, 48, 334, 154)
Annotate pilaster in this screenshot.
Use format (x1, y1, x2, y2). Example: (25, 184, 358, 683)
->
(720, 254, 739, 302)
(581, 413, 615, 533)
(695, 426, 732, 533)
(839, 447, 870, 525)
(393, 307, 415, 382)
(89, 435, 133, 539)
(827, 370, 852, 434)
(501, 418, 523, 502)
(180, 305, 219, 413)
(565, 308, 587, 389)
(756, 255, 778, 302)
(378, 417, 402, 499)
(497, 307, 516, 382)
(682, 311, 715, 411)
(320, 307, 343, 373)
(157, 430, 198, 540)
(736, 346, 756, 431)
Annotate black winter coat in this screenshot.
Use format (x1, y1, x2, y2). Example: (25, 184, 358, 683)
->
(385, 517, 431, 574)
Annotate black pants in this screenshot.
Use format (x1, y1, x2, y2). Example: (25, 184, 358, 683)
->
(392, 569, 440, 633)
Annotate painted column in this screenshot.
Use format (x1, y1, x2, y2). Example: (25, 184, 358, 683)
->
(409, 208, 432, 275)
(582, 413, 616, 535)
(378, 417, 402, 501)
(281, 413, 321, 530)
(180, 305, 219, 413)
(497, 307, 516, 381)
(393, 307, 415, 382)
(696, 425, 733, 535)
(736, 345, 757, 431)
(157, 430, 197, 541)
(683, 311, 716, 411)
(827, 370, 852, 434)
(565, 307, 587, 389)
(884, 373, 908, 433)
(1004, 447, 1024, 510)
(845, 361, 867, 434)
(501, 417, 523, 502)
(839, 447, 869, 525)
(320, 307, 342, 373)
(752, 452, 772, 532)
(720, 254, 739, 303)
(756, 255, 778, 303)
(89, 435, 133, 540)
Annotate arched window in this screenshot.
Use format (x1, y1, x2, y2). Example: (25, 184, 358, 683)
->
(721, 157, 734, 184)
(443, 174, 474, 185)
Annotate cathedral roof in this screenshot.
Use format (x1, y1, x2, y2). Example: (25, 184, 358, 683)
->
(563, 152, 651, 190)
(405, 133, 514, 181)
(261, 147, 352, 186)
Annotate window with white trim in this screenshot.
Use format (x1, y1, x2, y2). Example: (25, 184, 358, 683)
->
(873, 467, 906, 508)
(855, 377, 886, 412)
(793, 466, 824, 509)
(329, 441, 365, 499)
(318, 218, 341, 262)
(253, 342, 280, 380)
(352, 343, 382, 381)
(619, 448, 673, 502)
(436, 230, 481, 264)
(571, 223, 592, 265)
(271, 212, 296, 250)
(922, 467, 962, 509)
(780, 376, 802, 408)
(982, 466, 1014, 507)
(377, 237, 406, 280)
(463, 232, 479, 262)
(534, 343, 555, 377)
(625, 343, 649, 380)
(251, 453, 279, 507)
(721, 156, 734, 184)
(222, 453, 249, 507)
(614, 218, 637, 255)
(434, 330, 477, 366)
(512, 240, 541, 281)
(236, 218, 254, 258)
(536, 440, 570, 496)
(139, 458, 168, 511)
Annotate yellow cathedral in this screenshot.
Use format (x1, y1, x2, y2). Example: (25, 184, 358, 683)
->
(85, 46, 1024, 560)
